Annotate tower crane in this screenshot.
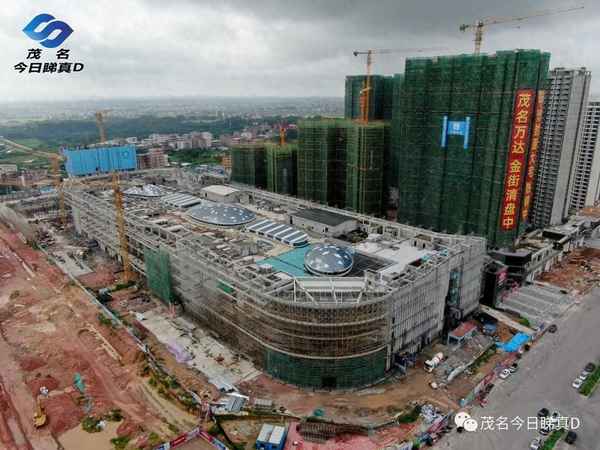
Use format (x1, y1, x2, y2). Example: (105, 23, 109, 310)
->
(94, 110, 111, 143)
(93, 110, 134, 282)
(279, 123, 287, 146)
(460, 6, 584, 55)
(352, 47, 448, 123)
(111, 171, 133, 282)
(0, 137, 67, 226)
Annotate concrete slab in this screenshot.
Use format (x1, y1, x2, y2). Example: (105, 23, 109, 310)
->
(139, 309, 260, 389)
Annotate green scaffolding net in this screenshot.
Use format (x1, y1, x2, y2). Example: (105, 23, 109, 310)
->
(144, 248, 173, 303)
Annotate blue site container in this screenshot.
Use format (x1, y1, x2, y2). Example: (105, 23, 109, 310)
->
(64, 145, 137, 176)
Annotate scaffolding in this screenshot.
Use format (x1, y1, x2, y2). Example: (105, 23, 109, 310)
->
(144, 247, 173, 303)
(396, 50, 550, 247)
(345, 75, 394, 121)
(63, 174, 486, 389)
(297, 119, 349, 208)
(345, 121, 389, 215)
(230, 144, 267, 188)
(265, 143, 297, 196)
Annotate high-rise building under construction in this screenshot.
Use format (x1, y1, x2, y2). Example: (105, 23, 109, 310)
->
(297, 119, 349, 208)
(230, 144, 267, 189)
(297, 119, 389, 215)
(395, 50, 550, 248)
(265, 143, 297, 196)
(345, 75, 395, 121)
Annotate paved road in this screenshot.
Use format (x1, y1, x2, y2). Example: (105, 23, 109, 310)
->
(442, 287, 600, 450)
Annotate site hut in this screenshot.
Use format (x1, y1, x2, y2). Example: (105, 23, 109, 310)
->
(256, 424, 287, 450)
(290, 207, 358, 237)
(62, 177, 486, 390)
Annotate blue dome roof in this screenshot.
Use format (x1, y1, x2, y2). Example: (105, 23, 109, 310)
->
(187, 203, 255, 226)
(304, 243, 354, 276)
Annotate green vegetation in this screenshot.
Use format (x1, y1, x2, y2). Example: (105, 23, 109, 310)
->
(97, 313, 114, 327)
(471, 346, 497, 371)
(0, 147, 54, 169)
(0, 115, 298, 150)
(519, 317, 531, 327)
(580, 363, 600, 396)
(81, 416, 102, 433)
(112, 280, 135, 291)
(12, 138, 47, 149)
(167, 422, 180, 434)
(147, 432, 162, 446)
(540, 428, 565, 450)
(105, 409, 124, 422)
(395, 405, 422, 424)
(110, 436, 130, 450)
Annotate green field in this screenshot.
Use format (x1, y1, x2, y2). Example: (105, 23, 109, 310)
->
(12, 138, 48, 150)
(0, 148, 52, 169)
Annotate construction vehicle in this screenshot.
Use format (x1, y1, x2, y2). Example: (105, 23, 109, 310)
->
(33, 397, 47, 428)
(424, 352, 444, 372)
(352, 47, 447, 123)
(460, 6, 584, 55)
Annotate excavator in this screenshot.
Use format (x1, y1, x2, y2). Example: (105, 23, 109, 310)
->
(33, 397, 47, 428)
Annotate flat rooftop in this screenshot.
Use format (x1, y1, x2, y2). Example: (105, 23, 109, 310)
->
(292, 208, 356, 227)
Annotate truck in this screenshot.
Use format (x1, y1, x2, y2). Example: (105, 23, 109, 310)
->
(424, 353, 444, 372)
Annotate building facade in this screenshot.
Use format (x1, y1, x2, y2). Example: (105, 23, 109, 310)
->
(531, 67, 591, 227)
(570, 100, 600, 210)
(395, 50, 550, 248)
(64, 178, 485, 390)
(230, 144, 267, 189)
(344, 75, 395, 121)
(63, 145, 137, 176)
(297, 119, 348, 208)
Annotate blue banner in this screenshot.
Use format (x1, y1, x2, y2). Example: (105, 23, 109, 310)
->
(441, 116, 471, 149)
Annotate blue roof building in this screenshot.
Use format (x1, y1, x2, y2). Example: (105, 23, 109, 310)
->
(256, 424, 287, 450)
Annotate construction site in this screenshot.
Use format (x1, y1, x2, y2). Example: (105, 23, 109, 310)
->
(0, 163, 492, 448)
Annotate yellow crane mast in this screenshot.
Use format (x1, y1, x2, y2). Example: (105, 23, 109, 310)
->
(93, 110, 133, 282)
(112, 171, 133, 282)
(460, 6, 584, 55)
(352, 47, 447, 123)
(94, 110, 111, 143)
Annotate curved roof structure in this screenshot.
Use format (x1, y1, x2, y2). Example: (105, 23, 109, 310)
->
(187, 203, 255, 226)
(123, 184, 165, 197)
(304, 243, 354, 276)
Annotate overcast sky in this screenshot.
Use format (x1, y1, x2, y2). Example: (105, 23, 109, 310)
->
(0, 0, 598, 102)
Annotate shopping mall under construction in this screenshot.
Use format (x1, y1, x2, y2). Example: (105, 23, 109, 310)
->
(8, 170, 486, 389)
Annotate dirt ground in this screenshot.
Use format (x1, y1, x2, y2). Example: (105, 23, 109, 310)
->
(538, 247, 600, 295)
(0, 223, 199, 449)
(239, 363, 455, 426)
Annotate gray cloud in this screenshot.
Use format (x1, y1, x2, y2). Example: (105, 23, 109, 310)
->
(0, 0, 597, 102)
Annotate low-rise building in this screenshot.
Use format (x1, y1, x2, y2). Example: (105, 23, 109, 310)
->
(290, 208, 358, 237)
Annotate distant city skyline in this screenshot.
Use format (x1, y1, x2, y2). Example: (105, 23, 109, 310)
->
(1, 0, 599, 102)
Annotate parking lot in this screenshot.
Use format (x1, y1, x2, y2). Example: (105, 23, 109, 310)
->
(441, 287, 600, 450)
